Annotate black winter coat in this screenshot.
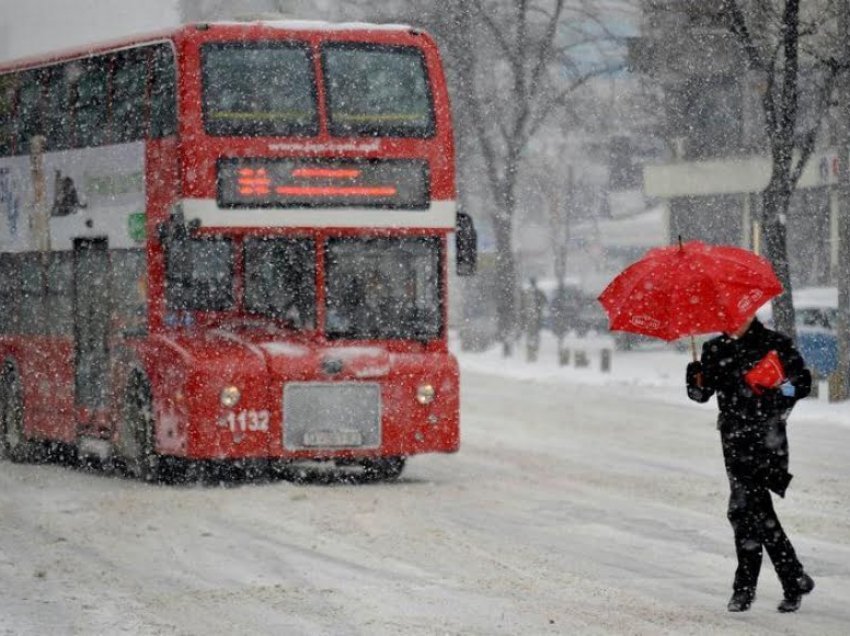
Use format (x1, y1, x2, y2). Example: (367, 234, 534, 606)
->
(686, 319, 811, 496)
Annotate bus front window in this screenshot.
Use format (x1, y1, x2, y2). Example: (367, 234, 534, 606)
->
(201, 43, 317, 137)
(166, 237, 234, 312)
(244, 237, 316, 329)
(325, 237, 441, 340)
(322, 43, 434, 138)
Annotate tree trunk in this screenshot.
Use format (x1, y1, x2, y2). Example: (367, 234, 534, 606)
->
(493, 213, 517, 356)
(834, 0, 850, 400)
(761, 183, 796, 339)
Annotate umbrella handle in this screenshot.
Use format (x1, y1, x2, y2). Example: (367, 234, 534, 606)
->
(689, 334, 704, 387)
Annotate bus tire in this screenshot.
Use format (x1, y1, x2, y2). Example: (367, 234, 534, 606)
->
(0, 365, 32, 463)
(122, 374, 161, 482)
(362, 456, 405, 481)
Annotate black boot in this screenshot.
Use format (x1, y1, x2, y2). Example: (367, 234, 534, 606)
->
(777, 573, 815, 613)
(728, 589, 755, 612)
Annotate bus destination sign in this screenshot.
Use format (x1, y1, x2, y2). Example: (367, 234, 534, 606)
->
(217, 158, 430, 209)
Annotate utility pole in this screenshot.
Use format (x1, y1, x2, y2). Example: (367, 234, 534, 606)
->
(835, 0, 850, 400)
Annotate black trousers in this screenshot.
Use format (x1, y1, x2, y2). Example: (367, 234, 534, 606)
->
(727, 476, 803, 595)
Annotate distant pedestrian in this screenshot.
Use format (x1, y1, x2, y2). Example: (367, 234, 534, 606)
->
(549, 283, 578, 364)
(686, 315, 815, 613)
(522, 278, 547, 362)
(549, 284, 574, 338)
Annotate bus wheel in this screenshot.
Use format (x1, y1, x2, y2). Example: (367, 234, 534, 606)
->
(362, 456, 405, 481)
(122, 375, 161, 482)
(0, 367, 31, 463)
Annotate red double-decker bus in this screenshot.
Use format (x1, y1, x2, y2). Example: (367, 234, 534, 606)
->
(0, 20, 476, 481)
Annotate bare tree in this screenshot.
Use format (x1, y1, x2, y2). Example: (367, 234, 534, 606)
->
(833, 0, 850, 399)
(433, 0, 626, 354)
(531, 162, 574, 288)
(713, 0, 846, 337)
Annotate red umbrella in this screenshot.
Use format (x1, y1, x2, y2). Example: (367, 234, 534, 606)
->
(598, 240, 782, 348)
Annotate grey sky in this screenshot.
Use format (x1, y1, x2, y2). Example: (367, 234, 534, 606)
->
(0, 0, 179, 62)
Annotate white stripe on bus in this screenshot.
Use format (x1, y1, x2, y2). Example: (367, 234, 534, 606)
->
(180, 199, 457, 229)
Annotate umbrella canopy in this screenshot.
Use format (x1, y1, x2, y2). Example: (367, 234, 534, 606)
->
(598, 240, 783, 342)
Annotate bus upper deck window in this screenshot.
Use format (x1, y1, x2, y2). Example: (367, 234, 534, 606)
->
(201, 43, 317, 138)
(322, 43, 435, 139)
(150, 44, 177, 138)
(71, 59, 109, 148)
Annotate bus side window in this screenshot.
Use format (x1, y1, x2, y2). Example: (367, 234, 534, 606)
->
(111, 249, 148, 336)
(46, 252, 73, 337)
(111, 50, 148, 144)
(71, 58, 108, 148)
(44, 65, 70, 152)
(0, 74, 14, 156)
(0, 254, 20, 334)
(150, 44, 177, 139)
(19, 254, 46, 336)
(13, 70, 42, 156)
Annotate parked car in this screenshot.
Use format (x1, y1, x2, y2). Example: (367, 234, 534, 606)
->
(758, 287, 838, 377)
(534, 281, 649, 350)
(535, 282, 606, 335)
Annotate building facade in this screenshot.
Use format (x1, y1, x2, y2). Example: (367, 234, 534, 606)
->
(630, 0, 836, 287)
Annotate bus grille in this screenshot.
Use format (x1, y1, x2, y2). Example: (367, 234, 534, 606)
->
(283, 382, 381, 450)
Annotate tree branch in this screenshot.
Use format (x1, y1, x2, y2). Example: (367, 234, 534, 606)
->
(775, 0, 801, 170)
(790, 65, 840, 184)
(721, 0, 767, 71)
(528, 0, 565, 100)
(470, 0, 517, 66)
(525, 66, 619, 141)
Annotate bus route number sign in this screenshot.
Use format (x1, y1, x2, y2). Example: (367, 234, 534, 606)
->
(219, 410, 270, 434)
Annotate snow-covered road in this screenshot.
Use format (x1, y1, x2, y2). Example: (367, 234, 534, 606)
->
(1, 367, 849, 635)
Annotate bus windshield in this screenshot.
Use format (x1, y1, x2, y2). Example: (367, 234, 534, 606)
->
(322, 43, 434, 138)
(244, 237, 316, 329)
(325, 237, 441, 340)
(202, 43, 318, 137)
(166, 237, 235, 312)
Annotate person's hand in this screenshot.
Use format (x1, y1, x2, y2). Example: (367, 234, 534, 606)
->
(686, 361, 703, 387)
(759, 386, 794, 412)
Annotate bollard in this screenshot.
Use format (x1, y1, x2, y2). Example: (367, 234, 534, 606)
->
(809, 374, 819, 399)
(575, 350, 589, 368)
(828, 373, 843, 402)
(600, 348, 612, 373)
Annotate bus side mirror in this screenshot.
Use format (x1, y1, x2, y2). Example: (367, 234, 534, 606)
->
(156, 211, 200, 244)
(455, 212, 477, 277)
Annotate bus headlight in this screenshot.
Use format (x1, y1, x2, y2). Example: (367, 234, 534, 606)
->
(416, 383, 435, 405)
(220, 385, 241, 408)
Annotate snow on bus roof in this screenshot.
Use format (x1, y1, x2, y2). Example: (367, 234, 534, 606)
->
(212, 19, 414, 32)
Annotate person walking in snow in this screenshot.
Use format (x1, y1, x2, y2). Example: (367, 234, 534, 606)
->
(522, 278, 547, 362)
(685, 315, 815, 613)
